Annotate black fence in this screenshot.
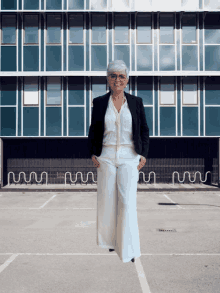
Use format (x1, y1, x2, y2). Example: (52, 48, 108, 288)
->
(2, 137, 218, 186)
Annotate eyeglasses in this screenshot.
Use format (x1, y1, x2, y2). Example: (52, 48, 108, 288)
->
(108, 74, 127, 81)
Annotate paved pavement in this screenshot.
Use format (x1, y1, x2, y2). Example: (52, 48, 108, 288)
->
(0, 188, 220, 293)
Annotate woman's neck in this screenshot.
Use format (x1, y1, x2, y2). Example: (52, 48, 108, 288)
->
(111, 90, 124, 101)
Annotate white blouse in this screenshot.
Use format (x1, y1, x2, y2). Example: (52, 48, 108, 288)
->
(100, 93, 145, 160)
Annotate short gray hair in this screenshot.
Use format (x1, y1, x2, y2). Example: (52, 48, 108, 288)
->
(107, 60, 129, 79)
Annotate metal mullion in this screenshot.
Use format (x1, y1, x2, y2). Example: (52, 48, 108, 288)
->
(112, 12, 114, 60)
(135, 12, 137, 72)
(203, 77, 205, 136)
(62, 0, 64, 10)
(107, 12, 109, 72)
(21, 77, 23, 136)
(44, 0, 46, 10)
(89, 12, 91, 71)
(129, 12, 131, 72)
(44, 76, 46, 136)
(16, 13, 18, 72)
(61, 76, 63, 136)
(83, 13, 86, 71)
(197, 12, 199, 71)
(153, 76, 155, 136)
(157, 12, 159, 72)
(198, 76, 200, 136)
(62, 13, 63, 72)
(89, 76, 91, 125)
(175, 12, 177, 72)
(38, 76, 40, 136)
(22, 0, 24, 10)
(17, 0, 18, 11)
(135, 76, 137, 96)
(203, 12, 205, 72)
(16, 76, 18, 136)
(22, 13, 24, 72)
(180, 12, 182, 71)
(181, 76, 182, 136)
(44, 13, 46, 72)
(152, 12, 154, 72)
(158, 77, 160, 136)
(39, 14, 41, 72)
(67, 13, 69, 71)
(84, 76, 86, 136)
(67, 76, 69, 136)
(175, 76, 177, 136)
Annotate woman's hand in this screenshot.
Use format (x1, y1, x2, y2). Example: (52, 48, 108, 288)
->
(137, 157, 146, 171)
(92, 155, 100, 168)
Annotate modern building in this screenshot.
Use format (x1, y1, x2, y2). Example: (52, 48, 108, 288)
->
(0, 0, 220, 187)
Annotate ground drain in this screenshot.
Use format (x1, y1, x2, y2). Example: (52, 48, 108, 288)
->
(157, 229, 177, 232)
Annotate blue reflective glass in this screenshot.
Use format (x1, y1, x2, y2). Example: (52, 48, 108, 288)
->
(46, 0, 62, 10)
(1, 0, 16, 9)
(24, 0, 39, 9)
(91, 0, 107, 9)
(2, 15, 16, 44)
(68, 0, 84, 9)
(69, 46, 84, 71)
(144, 107, 153, 137)
(205, 107, 220, 136)
(91, 45, 107, 71)
(137, 14, 151, 43)
(0, 107, 16, 136)
(47, 15, 61, 44)
(115, 15, 129, 44)
(205, 77, 220, 105)
(160, 107, 176, 136)
(69, 107, 84, 136)
(182, 14, 197, 44)
(137, 77, 153, 105)
(182, 45, 198, 71)
(205, 46, 220, 71)
(92, 77, 106, 101)
(159, 45, 175, 71)
(47, 77, 61, 105)
(23, 46, 39, 71)
(23, 107, 39, 136)
(46, 107, 61, 136)
(137, 45, 152, 71)
(160, 14, 174, 44)
(0, 77, 16, 105)
(69, 15, 83, 44)
(68, 77, 84, 105)
(46, 46, 61, 71)
(92, 14, 106, 44)
(182, 107, 198, 136)
(1, 46, 16, 71)
(205, 14, 220, 44)
(114, 45, 130, 69)
(24, 15, 38, 44)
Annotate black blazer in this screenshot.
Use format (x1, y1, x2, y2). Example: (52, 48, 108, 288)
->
(87, 91, 150, 159)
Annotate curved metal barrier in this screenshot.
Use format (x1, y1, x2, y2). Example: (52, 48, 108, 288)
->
(172, 171, 211, 184)
(65, 171, 156, 185)
(8, 172, 48, 185)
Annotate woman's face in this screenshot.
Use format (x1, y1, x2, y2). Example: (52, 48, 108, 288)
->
(107, 70, 129, 94)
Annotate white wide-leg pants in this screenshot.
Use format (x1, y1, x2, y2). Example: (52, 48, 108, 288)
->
(95, 145, 141, 263)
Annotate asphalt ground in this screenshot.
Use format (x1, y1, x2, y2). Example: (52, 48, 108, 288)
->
(0, 189, 220, 293)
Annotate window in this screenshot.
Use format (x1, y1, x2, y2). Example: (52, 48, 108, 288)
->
(46, 14, 61, 44)
(182, 14, 197, 44)
(136, 14, 151, 44)
(205, 14, 220, 44)
(2, 15, 16, 45)
(69, 14, 83, 44)
(24, 77, 39, 106)
(160, 77, 175, 105)
(46, 77, 61, 105)
(24, 15, 39, 45)
(160, 14, 174, 44)
(182, 77, 198, 105)
(92, 14, 106, 44)
(91, 77, 106, 106)
(91, 0, 107, 10)
(114, 14, 129, 44)
(68, 0, 84, 10)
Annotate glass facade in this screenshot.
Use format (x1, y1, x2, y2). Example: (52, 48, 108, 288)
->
(0, 3, 219, 137)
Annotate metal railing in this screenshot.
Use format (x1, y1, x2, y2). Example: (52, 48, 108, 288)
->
(8, 172, 48, 185)
(172, 171, 211, 184)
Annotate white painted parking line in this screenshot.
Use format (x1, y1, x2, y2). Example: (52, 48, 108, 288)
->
(135, 257, 151, 293)
(38, 194, 57, 209)
(163, 194, 184, 209)
(0, 254, 18, 274)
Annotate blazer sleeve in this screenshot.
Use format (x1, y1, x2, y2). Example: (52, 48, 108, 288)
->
(140, 98, 150, 159)
(87, 98, 98, 158)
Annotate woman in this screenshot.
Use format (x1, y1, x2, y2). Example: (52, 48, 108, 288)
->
(87, 60, 149, 263)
